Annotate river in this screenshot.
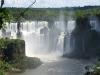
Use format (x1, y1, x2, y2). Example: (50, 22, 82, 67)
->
(12, 57, 95, 75)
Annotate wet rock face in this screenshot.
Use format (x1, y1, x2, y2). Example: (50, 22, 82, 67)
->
(67, 17, 100, 58)
(76, 17, 91, 31)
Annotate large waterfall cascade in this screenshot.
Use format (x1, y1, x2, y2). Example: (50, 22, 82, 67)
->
(4, 17, 100, 60)
(1, 17, 99, 60)
(0, 20, 76, 60)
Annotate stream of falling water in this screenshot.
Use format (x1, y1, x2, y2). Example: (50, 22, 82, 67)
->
(0, 20, 76, 62)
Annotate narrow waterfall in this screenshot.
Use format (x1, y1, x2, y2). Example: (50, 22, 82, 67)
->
(54, 20, 64, 56)
(90, 17, 100, 32)
(54, 11, 66, 56)
(64, 20, 75, 55)
(54, 20, 75, 56)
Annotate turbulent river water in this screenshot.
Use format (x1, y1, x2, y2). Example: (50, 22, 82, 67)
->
(12, 57, 94, 75)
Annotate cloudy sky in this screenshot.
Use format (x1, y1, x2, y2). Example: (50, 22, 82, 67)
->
(3, 0, 100, 8)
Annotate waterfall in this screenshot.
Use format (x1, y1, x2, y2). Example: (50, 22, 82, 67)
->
(90, 17, 100, 32)
(56, 32, 65, 56)
(21, 21, 50, 57)
(54, 20, 75, 56)
(64, 20, 75, 55)
(1, 19, 75, 59)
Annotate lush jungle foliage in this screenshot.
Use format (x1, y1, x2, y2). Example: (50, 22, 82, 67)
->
(0, 4, 12, 74)
(0, 38, 25, 75)
(0, 38, 42, 75)
(0, 8, 12, 29)
(6, 6, 100, 21)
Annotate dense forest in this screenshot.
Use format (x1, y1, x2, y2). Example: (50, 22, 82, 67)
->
(5, 6, 100, 21)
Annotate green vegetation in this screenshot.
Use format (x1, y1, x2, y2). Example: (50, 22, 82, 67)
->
(0, 38, 42, 74)
(0, 38, 25, 61)
(0, 60, 11, 75)
(5, 6, 100, 21)
(0, 38, 25, 75)
(11, 57, 42, 71)
(0, 8, 12, 29)
(85, 62, 100, 75)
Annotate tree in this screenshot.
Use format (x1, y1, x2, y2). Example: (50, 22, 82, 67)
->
(16, 0, 36, 38)
(1, 0, 4, 8)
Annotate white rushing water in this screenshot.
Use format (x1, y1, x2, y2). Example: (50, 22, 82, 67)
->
(90, 17, 100, 32)
(1, 20, 76, 61)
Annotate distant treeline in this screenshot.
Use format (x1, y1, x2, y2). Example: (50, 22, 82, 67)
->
(5, 6, 100, 21)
